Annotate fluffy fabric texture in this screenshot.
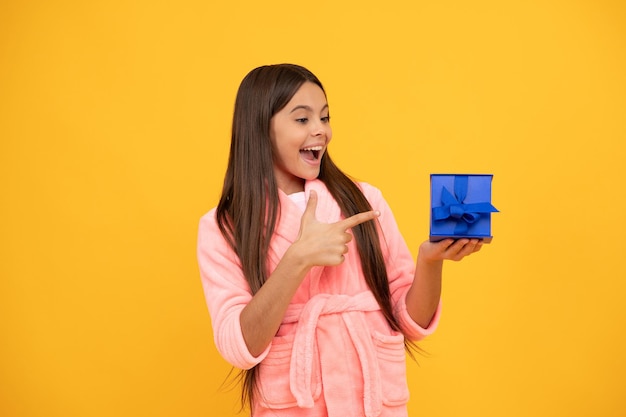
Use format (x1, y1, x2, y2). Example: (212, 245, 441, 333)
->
(197, 180, 440, 417)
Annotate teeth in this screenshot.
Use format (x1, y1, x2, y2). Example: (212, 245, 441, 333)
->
(301, 146, 323, 151)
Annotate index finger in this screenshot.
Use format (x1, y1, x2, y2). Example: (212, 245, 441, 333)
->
(336, 210, 380, 230)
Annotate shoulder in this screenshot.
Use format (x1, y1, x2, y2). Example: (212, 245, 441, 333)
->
(356, 182, 399, 227)
(198, 207, 223, 244)
(197, 207, 242, 267)
(199, 207, 218, 230)
(356, 181, 384, 203)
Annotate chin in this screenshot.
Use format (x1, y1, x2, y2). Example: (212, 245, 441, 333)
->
(302, 170, 321, 181)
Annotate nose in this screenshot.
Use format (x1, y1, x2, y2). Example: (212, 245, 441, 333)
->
(312, 120, 328, 137)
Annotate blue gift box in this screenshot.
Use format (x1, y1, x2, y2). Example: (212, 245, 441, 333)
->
(430, 174, 499, 243)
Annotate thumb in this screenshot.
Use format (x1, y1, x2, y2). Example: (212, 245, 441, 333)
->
(301, 190, 318, 224)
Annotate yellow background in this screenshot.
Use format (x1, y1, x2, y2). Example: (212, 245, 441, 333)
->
(2, 0, 625, 416)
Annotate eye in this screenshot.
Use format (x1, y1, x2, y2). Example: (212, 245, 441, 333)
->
(321, 116, 331, 123)
(295, 118, 308, 124)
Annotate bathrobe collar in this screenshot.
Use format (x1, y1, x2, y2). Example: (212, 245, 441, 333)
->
(275, 179, 343, 243)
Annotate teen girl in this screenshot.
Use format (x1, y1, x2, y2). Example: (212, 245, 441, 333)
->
(197, 64, 482, 417)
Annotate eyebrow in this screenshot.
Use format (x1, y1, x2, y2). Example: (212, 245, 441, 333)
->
(289, 104, 329, 114)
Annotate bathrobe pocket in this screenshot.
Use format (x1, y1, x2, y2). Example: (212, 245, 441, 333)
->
(257, 334, 321, 409)
(372, 331, 410, 406)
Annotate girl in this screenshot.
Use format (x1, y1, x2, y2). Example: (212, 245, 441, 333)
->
(197, 64, 482, 417)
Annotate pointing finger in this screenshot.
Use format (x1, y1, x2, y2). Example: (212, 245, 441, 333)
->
(336, 210, 380, 230)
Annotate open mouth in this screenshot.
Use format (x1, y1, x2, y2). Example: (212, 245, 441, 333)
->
(300, 146, 323, 161)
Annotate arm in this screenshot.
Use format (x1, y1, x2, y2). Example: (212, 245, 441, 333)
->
(360, 183, 482, 335)
(198, 213, 307, 365)
(405, 239, 483, 328)
(238, 244, 310, 357)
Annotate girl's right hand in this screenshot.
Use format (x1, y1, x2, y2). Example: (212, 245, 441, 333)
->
(291, 190, 380, 268)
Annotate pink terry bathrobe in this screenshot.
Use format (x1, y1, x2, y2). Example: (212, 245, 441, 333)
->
(197, 180, 440, 417)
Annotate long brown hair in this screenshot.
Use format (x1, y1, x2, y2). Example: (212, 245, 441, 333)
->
(215, 64, 412, 412)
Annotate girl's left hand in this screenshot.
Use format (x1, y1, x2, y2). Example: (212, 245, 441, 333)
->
(418, 238, 483, 263)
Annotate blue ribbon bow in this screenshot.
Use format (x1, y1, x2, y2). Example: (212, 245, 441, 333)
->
(432, 175, 499, 235)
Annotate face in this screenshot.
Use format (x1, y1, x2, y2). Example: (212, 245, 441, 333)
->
(269, 82, 332, 194)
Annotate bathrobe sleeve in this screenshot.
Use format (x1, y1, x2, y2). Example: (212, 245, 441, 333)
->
(197, 209, 270, 370)
(360, 183, 441, 341)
